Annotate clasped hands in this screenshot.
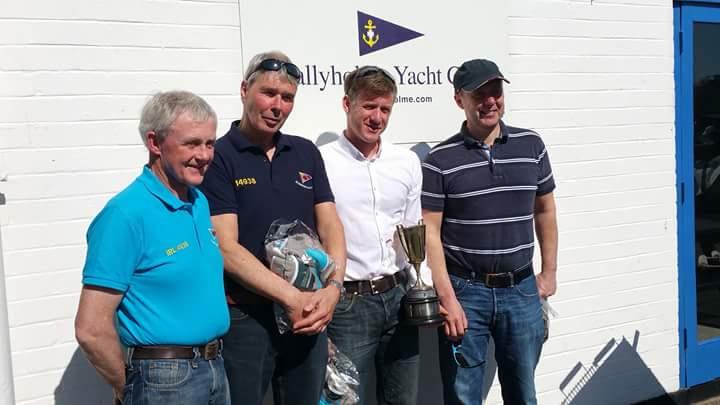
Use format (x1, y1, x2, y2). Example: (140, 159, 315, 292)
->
(284, 285, 341, 335)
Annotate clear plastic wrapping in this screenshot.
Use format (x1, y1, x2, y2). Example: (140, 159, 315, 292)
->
(320, 339, 360, 405)
(264, 219, 336, 333)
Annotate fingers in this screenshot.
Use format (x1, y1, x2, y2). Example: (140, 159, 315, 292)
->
(294, 310, 330, 334)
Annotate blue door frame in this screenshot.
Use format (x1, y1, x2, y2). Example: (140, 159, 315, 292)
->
(675, 0, 720, 388)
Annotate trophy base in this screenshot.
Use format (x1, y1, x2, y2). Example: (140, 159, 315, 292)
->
(404, 313, 445, 327)
(403, 286, 444, 328)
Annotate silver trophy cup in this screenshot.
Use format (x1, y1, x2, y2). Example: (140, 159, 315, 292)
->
(397, 222, 444, 327)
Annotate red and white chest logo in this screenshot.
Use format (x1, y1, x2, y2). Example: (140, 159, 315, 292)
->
(296, 171, 313, 189)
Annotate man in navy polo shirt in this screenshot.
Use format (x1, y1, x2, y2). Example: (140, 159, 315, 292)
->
(199, 51, 347, 405)
(422, 59, 558, 404)
(75, 91, 230, 405)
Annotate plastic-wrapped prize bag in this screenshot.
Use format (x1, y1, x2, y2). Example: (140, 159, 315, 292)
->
(265, 219, 336, 333)
(320, 339, 360, 405)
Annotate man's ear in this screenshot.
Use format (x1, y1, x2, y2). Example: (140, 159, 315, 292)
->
(342, 95, 351, 113)
(241, 80, 249, 102)
(145, 131, 162, 156)
(454, 92, 464, 110)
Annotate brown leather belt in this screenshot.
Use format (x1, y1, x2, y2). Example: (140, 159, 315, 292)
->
(344, 270, 408, 295)
(131, 339, 221, 361)
(447, 263, 533, 288)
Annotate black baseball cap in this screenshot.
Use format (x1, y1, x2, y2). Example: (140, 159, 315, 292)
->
(453, 59, 510, 92)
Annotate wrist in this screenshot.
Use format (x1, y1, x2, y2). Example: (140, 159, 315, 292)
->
(326, 279, 345, 296)
(279, 287, 301, 308)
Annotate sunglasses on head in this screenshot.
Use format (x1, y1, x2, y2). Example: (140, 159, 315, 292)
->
(252, 58, 302, 80)
(354, 65, 396, 84)
(451, 343, 484, 369)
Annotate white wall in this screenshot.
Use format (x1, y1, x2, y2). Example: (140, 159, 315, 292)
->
(0, 0, 677, 404)
(506, 1, 677, 404)
(0, 1, 243, 403)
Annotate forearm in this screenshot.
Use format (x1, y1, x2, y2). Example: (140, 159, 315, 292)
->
(319, 225, 346, 284)
(535, 209, 558, 273)
(221, 242, 299, 307)
(77, 329, 125, 392)
(315, 203, 347, 283)
(426, 232, 454, 298)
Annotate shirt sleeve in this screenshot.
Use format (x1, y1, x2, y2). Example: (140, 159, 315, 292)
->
(82, 204, 142, 292)
(311, 144, 335, 205)
(421, 152, 445, 211)
(199, 152, 238, 216)
(536, 139, 556, 196)
(403, 153, 423, 225)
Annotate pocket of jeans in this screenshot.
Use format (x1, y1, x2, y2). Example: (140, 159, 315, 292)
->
(514, 275, 539, 298)
(143, 360, 192, 388)
(449, 274, 470, 296)
(334, 293, 357, 315)
(229, 306, 250, 322)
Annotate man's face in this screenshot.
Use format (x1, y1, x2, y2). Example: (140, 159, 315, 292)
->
(241, 72, 297, 136)
(343, 90, 394, 148)
(454, 79, 505, 133)
(157, 112, 217, 187)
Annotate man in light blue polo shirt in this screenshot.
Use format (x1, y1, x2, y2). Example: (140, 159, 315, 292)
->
(75, 91, 230, 405)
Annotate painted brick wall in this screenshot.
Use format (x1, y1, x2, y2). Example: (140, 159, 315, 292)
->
(0, 0, 243, 403)
(0, 0, 677, 404)
(500, 0, 678, 404)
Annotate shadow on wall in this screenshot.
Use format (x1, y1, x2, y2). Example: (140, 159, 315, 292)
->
(55, 348, 113, 405)
(559, 330, 667, 405)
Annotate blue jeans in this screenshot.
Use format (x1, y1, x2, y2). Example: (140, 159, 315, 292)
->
(223, 304, 328, 405)
(327, 283, 419, 405)
(438, 273, 545, 405)
(122, 352, 230, 404)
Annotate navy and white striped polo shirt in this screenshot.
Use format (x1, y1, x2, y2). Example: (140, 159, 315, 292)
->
(421, 120, 555, 274)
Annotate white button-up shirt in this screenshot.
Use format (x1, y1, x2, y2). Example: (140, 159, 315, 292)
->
(321, 133, 429, 283)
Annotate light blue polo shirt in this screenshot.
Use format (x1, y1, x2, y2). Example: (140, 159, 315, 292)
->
(83, 166, 230, 346)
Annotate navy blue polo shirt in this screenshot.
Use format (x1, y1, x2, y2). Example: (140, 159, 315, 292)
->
(421, 121, 555, 274)
(199, 121, 334, 303)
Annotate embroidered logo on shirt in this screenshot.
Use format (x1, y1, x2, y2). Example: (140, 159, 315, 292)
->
(295, 171, 313, 190)
(234, 177, 257, 187)
(166, 241, 190, 256)
(208, 228, 218, 246)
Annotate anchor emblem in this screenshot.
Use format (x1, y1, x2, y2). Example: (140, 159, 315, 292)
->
(362, 19, 379, 47)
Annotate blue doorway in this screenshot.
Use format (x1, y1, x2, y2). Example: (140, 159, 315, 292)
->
(676, 0, 720, 388)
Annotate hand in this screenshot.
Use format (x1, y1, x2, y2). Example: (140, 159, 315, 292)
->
(113, 386, 124, 405)
(283, 290, 316, 328)
(292, 286, 341, 335)
(439, 294, 467, 342)
(536, 271, 557, 299)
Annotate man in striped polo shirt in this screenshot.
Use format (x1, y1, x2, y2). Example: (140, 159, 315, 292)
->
(422, 59, 558, 404)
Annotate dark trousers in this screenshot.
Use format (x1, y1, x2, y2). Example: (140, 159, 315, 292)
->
(327, 284, 420, 405)
(223, 304, 328, 405)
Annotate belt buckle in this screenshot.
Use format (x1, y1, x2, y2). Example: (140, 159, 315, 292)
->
(201, 340, 219, 360)
(369, 275, 384, 295)
(484, 272, 513, 288)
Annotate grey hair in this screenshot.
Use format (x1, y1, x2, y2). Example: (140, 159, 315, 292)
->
(243, 50, 299, 86)
(138, 90, 217, 145)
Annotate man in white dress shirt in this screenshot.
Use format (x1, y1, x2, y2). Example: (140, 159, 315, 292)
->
(320, 66, 422, 405)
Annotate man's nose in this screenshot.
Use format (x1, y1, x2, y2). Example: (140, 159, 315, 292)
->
(197, 144, 213, 162)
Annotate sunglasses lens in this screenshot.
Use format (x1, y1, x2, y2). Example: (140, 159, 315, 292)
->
(284, 63, 302, 80)
(358, 66, 395, 84)
(260, 59, 283, 72)
(255, 59, 302, 80)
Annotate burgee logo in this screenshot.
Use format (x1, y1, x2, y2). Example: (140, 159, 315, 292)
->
(357, 11, 423, 56)
(296, 171, 313, 190)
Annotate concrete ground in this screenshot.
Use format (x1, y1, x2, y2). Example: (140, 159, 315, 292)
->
(638, 378, 720, 405)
